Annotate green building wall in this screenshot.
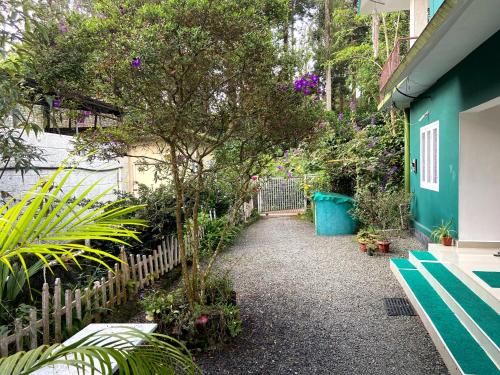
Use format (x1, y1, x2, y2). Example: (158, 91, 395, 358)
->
(409, 29, 500, 239)
(429, 0, 445, 19)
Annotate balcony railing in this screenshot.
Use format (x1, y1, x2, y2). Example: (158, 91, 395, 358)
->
(379, 37, 418, 93)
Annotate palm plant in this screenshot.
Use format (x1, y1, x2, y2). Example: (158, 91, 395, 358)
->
(0, 327, 200, 374)
(0, 166, 146, 286)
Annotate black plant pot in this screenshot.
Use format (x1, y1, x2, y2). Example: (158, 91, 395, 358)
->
(367, 249, 374, 256)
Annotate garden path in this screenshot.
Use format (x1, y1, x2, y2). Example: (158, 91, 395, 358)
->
(196, 216, 449, 375)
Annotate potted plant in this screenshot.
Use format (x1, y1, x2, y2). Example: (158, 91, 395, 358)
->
(376, 231, 391, 253)
(366, 241, 378, 256)
(356, 227, 377, 252)
(431, 220, 455, 246)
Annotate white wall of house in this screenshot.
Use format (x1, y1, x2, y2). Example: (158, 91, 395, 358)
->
(410, 0, 429, 47)
(1, 132, 129, 202)
(459, 102, 500, 242)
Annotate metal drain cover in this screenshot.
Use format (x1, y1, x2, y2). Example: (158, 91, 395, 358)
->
(384, 298, 416, 316)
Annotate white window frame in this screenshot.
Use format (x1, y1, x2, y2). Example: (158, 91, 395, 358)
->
(420, 121, 439, 191)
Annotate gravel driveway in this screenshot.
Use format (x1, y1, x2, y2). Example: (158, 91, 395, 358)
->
(196, 216, 449, 375)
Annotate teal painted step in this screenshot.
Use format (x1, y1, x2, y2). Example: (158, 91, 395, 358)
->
(422, 262, 500, 348)
(391, 258, 417, 270)
(391, 259, 499, 375)
(474, 271, 500, 288)
(410, 250, 438, 261)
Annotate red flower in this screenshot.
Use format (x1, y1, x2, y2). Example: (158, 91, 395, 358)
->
(196, 315, 209, 325)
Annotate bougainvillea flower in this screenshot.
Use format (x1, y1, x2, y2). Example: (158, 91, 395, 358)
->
(77, 116, 85, 124)
(58, 21, 68, 34)
(251, 175, 258, 181)
(132, 57, 141, 68)
(52, 99, 61, 108)
(196, 315, 209, 325)
(83, 110, 92, 117)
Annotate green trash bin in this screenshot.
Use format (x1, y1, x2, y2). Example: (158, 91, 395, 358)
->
(312, 192, 357, 236)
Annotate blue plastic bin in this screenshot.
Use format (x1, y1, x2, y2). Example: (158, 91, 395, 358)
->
(312, 192, 357, 236)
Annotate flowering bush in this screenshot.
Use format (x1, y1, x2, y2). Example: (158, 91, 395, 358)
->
(294, 73, 321, 96)
(139, 272, 241, 349)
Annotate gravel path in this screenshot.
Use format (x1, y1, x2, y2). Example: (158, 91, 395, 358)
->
(196, 216, 449, 375)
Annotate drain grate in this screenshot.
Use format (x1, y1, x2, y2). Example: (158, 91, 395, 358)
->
(384, 298, 416, 316)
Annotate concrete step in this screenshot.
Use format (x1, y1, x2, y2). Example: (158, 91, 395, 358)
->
(390, 258, 499, 375)
(409, 251, 500, 368)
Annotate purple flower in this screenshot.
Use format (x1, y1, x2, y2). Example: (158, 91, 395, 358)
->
(119, 5, 126, 15)
(349, 99, 357, 111)
(367, 141, 375, 148)
(52, 99, 61, 108)
(276, 165, 283, 171)
(77, 116, 85, 124)
(83, 110, 92, 117)
(58, 21, 68, 34)
(388, 166, 399, 175)
(338, 112, 344, 121)
(132, 57, 141, 68)
(284, 150, 289, 158)
(287, 171, 293, 178)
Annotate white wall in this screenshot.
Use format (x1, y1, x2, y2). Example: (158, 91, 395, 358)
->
(410, 0, 429, 47)
(459, 105, 500, 242)
(1, 132, 129, 202)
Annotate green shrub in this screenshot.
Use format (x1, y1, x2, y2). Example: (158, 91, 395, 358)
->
(351, 189, 412, 231)
(139, 272, 240, 349)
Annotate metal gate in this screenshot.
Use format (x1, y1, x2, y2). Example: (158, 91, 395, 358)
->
(257, 177, 306, 213)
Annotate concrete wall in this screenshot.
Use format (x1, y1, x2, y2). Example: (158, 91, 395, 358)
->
(459, 104, 500, 242)
(1, 132, 129, 202)
(410, 29, 500, 239)
(410, 0, 429, 46)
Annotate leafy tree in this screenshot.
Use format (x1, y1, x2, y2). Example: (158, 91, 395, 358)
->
(21, 0, 323, 308)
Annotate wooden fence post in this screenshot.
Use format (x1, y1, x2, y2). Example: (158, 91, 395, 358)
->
(42, 283, 49, 344)
(94, 281, 101, 322)
(114, 264, 121, 305)
(65, 289, 73, 336)
(54, 278, 62, 343)
(75, 289, 82, 321)
(137, 254, 144, 289)
(29, 308, 37, 349)
(15, 318, 22, 352)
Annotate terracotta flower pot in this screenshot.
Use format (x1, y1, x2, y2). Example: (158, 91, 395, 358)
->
(377, 241, 391, 253)
(441, 236, 453, 246)
(359, 242, 367, 252)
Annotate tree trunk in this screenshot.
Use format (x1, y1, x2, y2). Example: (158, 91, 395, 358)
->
(168, 142, 193, 307)
(189, 159, 204, 302)
(324, 0, 332, 111)
(372, 12, 379, 58)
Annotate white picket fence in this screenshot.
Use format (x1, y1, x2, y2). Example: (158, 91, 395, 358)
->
(0, 206, 254, 356)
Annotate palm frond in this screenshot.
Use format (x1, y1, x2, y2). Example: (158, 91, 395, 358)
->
(0, 328, 201, 375)
(0, 166, 147, 284)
